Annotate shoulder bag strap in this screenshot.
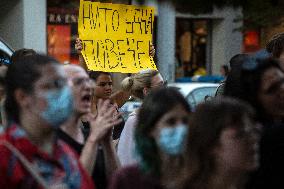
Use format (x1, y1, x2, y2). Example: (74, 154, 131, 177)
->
(0, 140, 49, 189)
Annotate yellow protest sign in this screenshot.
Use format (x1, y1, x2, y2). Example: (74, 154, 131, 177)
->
(78, 0, 157, 73)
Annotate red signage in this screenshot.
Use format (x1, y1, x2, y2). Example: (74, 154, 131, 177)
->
(243, 30, 261, 53)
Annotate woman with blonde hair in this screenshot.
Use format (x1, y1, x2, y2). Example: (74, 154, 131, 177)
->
(117, 69, 166, 166)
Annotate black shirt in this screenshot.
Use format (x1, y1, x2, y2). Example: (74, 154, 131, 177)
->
(57, 128, 107, 189)
(246, 121, 284, 189)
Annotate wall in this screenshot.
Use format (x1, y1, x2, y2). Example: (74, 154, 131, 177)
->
(211, 7, 243, 74)
(0, 0, 46, 52)
(0, 0, 24, 50)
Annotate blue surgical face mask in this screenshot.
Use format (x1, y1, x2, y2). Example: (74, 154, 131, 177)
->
(157, 124, 188, 155)
(41, 86, 74, 128)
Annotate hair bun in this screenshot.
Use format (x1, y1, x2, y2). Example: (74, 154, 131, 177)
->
(121, 76, 134, 91)
(128, 77, 134, 86)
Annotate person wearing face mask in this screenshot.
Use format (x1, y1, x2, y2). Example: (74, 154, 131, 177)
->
(0, 54, 94, 188)
(108, 87, 191, 189)
(0, 48, 37, 128)
(117, 69, 165, 166)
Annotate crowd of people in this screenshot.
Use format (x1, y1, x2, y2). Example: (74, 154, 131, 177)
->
(0, 32, 284, 189)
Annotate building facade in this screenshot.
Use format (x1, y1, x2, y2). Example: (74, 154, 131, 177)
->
(0, 0, 243, 83)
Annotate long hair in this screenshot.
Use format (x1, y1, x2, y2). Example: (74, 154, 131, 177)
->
(135, 87, 191, 177)
(225, 57, 283, 122)
(224, 54, 250, 97)
(241, 58, 282, 121)
(185, 97, 255, 189)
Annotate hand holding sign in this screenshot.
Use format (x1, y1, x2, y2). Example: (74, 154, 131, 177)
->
(75, 38, 83, 54)
(78, 0, 157, 73)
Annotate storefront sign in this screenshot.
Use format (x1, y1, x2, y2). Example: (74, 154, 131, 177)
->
(47, 7, 79, 64)
(243, 30, 261, 53)
(78, 0, 156, 73)
(48, 13, 78, 24)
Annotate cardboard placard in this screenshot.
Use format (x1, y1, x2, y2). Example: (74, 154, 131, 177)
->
(78, 0, 157, 73)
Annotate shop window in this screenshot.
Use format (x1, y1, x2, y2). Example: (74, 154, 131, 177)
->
(243, 30, 261, 53)
(175, 19, 209, 78)
(47, 0, 80, 64)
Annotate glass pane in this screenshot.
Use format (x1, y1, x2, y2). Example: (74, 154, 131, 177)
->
(176, 19, 208, 78)
(0, 50, 11, 65)
(47, 0, 79, 64)
(186, 94, 196, 108)
(191, 87, 216, 104)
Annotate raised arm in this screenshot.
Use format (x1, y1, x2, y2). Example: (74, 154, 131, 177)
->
(75, 38, 88, 70)
(79, 99, 122, 174)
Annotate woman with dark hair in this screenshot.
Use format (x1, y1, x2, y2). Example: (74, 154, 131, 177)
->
(224, 58, 284, 188)
(109, 87, 191, 189)
(86, 70, 126, 142)
(185, 98, 260, 189)
(76, 37, 156, 141)
(10, 48, 37, 64)
(76, 40, 126, 141)
(228, 58, 284, 122)
(215, 54, 249, 97)
(0, 54, 94, 188)
(0, 48, 37, 127)
(223, 54, 250, 99)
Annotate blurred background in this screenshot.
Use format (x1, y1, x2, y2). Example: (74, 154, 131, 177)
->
(1, 0, 283, 114)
